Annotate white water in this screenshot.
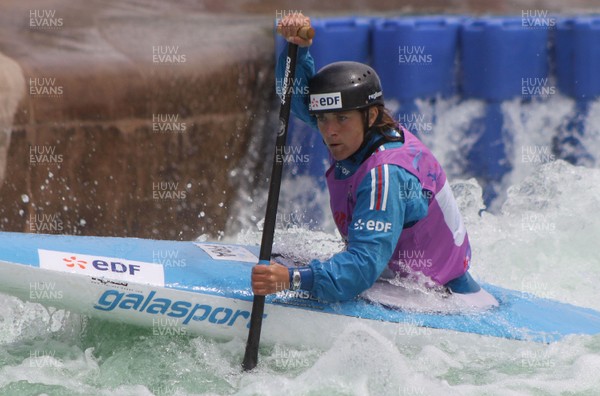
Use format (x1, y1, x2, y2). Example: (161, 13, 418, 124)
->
(417, 95, 600, 212)
(1, 160, 599, 395)
(233, 160, 600, 395)
(2, 94, 600, 393)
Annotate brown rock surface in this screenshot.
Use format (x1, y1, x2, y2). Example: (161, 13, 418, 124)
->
(0, 0, 276, 239)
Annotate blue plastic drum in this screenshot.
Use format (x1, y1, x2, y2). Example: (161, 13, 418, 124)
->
(553, 17, 600, 166)
(372, 16, 461, 101)
(461, 18, 549, 101)
(555, 17, 600, 99)
(275, 17, 371, 69)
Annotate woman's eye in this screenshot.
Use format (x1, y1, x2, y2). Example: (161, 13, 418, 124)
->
(337, 116, 347, 122)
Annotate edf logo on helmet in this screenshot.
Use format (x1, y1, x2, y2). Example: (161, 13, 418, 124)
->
(309, 92, 343, 111)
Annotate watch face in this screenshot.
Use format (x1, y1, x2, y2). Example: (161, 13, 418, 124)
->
(293, 269, 301, 290)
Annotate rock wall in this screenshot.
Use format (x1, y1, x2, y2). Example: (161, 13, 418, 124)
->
(0, 1, 276, 239)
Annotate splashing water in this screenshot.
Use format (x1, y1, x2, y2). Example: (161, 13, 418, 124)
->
(1, 160, 600, 394)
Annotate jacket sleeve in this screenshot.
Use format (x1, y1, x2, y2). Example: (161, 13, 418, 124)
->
(275, 46, 318, 130)
(307, 165, 428, 302)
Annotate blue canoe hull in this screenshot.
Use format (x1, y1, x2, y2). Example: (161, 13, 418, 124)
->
(0, 231, 599, 344)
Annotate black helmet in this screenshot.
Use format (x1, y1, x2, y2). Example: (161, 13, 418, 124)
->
(308, 61, 384, 114)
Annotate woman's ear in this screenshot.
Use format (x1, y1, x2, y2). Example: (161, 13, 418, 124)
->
(368, 106, 379, 127)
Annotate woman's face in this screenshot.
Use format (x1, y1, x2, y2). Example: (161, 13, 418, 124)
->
(316, 110, 366, 161)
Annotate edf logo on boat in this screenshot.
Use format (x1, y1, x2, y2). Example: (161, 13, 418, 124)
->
(63, 255, 141, 274)
(38, 249, 165, 286)
(353, 218, 392, 232)
(309, 92, 342, 111)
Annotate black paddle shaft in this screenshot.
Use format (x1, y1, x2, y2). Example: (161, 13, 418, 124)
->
(242, 42, 299, 371)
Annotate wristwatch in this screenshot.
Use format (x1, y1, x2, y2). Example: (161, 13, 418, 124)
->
(291, 268, 301, 291)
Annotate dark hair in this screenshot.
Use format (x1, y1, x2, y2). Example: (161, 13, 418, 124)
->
(367, 105, 403, 142)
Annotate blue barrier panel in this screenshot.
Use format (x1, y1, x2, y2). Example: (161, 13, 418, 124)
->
(273, 14, 599, 215)
(464, 103, 510, 203)
(554, 18, 576, 98)
(307, 17, 372, 69)
(574, 17, 600, 99)
(461, 18, 549, 101)
(553, 17, 600, 166)
(372, 16, 461, 101)
(460, 17, 551, 204)
(275, 17, 371, 69)
(555, 17, 600, 99)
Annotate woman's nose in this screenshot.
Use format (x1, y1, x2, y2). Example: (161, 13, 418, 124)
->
(321, 121, 338, 137)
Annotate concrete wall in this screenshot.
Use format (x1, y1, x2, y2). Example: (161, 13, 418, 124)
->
(0, 1, 276, 239)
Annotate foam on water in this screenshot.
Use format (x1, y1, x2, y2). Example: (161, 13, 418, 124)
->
(227, 159, 600, 395)
(2, 124, 600, 394)
(469, 160, 600, 310)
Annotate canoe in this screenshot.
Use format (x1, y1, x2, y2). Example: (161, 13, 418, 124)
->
(1, 231, 599, 347)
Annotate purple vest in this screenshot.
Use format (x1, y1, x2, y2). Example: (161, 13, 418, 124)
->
(326, 128, 470, 286)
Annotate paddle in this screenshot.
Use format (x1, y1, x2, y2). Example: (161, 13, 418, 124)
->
(242, 24, 315, 371)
